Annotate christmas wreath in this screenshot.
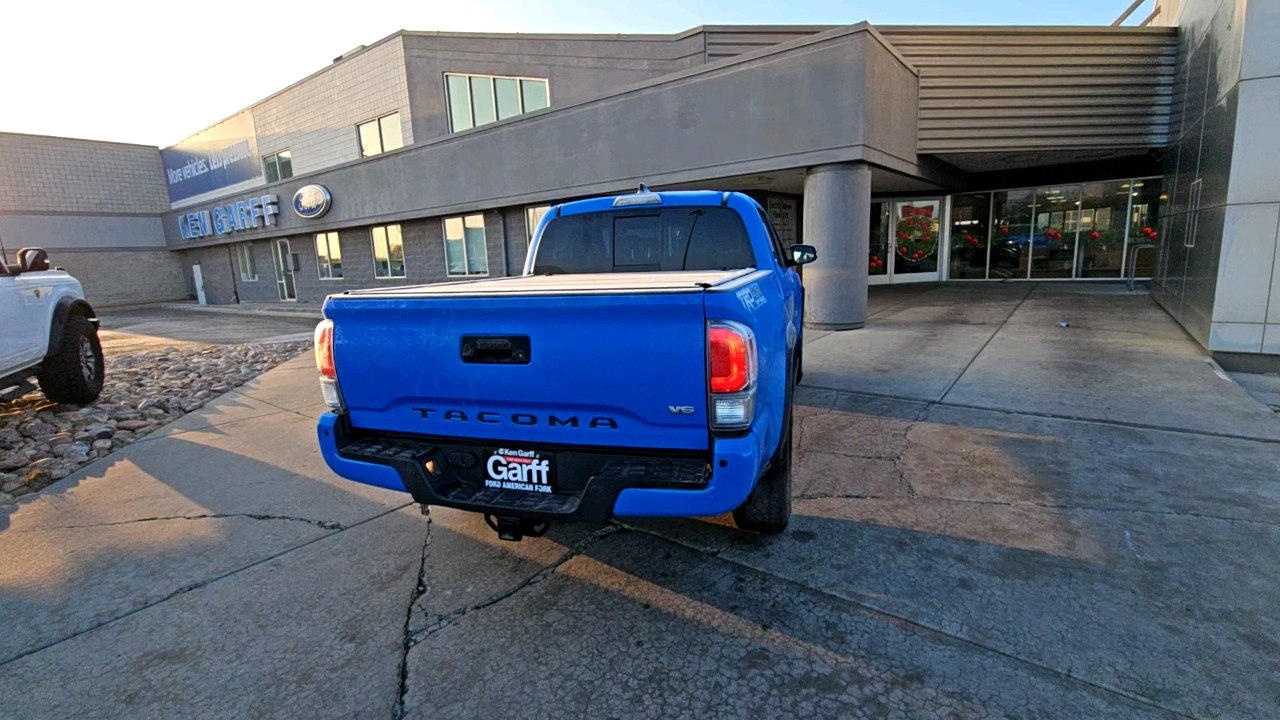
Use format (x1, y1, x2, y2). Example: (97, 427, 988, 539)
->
(894, 205, 938, 264)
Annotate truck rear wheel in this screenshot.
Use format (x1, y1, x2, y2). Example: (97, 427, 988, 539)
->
(38, 314, 104, 405)
(732, 358, 794, 534)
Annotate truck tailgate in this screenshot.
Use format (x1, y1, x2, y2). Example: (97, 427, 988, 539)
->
(327, 292, 710, 451)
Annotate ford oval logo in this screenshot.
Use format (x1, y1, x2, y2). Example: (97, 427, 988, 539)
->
(292, 185, 332, 219)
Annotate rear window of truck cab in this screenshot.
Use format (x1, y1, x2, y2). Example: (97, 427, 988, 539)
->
(532, 207, 756, 274)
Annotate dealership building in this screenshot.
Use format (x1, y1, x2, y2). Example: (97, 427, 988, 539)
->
(1, 0, 1278, 362)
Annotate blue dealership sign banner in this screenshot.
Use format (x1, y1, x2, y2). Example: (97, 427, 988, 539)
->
(160, 111, 262, 203)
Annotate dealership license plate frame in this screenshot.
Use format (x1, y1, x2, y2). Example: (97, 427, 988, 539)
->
(482, 447, 558, 494)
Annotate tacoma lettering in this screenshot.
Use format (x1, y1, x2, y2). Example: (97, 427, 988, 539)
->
(411, 408, 617, 429)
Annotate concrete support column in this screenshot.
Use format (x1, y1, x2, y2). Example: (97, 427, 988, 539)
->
(802, 162, 871, 329)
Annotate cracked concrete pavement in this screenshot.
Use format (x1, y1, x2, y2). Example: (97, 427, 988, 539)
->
(2, 283, 1279, 718)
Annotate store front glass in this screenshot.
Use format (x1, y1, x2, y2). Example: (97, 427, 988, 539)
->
(1077, 181, 1130, 278)
(868, 198, 942, 284)
(892, 199, 941, 279)
(1030, 185, 1081, 279)
(990, 188, 1034, 279)
(869, 202, 889, 279)
(949, 193, 991, 279)
(1127, 180, 1163, 277)
(951, 177, 1162, 281)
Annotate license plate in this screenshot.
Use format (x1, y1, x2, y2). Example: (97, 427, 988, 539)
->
(482, 447, 556, 494)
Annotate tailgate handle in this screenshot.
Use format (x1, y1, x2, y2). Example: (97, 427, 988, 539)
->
(461, 335, 531, 364)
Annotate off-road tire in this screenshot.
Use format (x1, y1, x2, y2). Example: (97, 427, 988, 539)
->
(37, 313, 104, 405)
(732, 357, 795, 534)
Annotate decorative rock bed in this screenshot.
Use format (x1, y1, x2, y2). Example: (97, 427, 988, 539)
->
(0, 341, 311, 504)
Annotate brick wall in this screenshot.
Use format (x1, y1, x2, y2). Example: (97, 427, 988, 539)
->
(0, 133, 168, 214)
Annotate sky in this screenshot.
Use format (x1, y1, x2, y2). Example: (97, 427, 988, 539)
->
(0, 0, 1151, 148)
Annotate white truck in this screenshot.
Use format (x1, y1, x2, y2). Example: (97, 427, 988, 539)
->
(0, 247, 105, 404)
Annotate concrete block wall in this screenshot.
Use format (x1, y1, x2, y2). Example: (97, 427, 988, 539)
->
(501, 207, 533, 273)
(181, 245, 241, 306)
(0, 133, 187, 306)
(0, 249, 187, 308)
(215, 240, 282, 304)
(0, 133, 168, 215)
(253, 37, 413, 177)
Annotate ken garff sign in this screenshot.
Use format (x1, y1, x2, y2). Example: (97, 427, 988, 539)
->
(179, 195, 279, 240)
(293, 184, 332, 219)
(160, 112, 262, 203)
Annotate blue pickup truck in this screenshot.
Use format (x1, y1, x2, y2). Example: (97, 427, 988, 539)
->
(314, 189, 816, 540)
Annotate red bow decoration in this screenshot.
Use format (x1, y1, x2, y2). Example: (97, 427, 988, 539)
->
(900, 205, 934, 219)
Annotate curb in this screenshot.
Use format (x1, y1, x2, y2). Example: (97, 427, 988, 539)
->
(158, 303, 322, 319)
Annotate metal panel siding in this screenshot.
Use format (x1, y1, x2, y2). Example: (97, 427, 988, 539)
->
(704, 29, 831, 63)
(876, 27, 1177, 153)
(703, 25, 1178, 154)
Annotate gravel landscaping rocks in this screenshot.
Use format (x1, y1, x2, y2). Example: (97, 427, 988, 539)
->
(0, 341, 310, 503)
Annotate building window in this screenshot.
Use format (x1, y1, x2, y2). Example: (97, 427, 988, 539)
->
(235, 243, 258, 281)
(316, 232, 343, 279)
(525, 205, 550, 242)
(371, 225, 406, 279)
(443, 214, 489, 276)
(951, 176, 1162, 282)
(358, 112, 404, 157)
(263, 150, 293, 183)
(446, 74, 550, 132)
(948, 194, 991, 280)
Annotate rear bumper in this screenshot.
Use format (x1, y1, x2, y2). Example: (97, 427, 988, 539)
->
(316, 412, 761, 522)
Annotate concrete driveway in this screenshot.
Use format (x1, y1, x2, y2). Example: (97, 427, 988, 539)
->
(2, 283, 1278, 718)
(96, 304, 319, 354)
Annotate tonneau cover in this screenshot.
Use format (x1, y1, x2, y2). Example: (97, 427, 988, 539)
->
(337, 269, 754, 298)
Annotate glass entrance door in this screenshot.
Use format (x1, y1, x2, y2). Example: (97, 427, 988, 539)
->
(869, 198, 943, 284)
(272, 239, 297, 301)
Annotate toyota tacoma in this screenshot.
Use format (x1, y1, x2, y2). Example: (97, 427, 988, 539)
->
(314, 189, 815, 540)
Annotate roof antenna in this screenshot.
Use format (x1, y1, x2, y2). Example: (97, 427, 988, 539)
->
(637, 183, 651, 194)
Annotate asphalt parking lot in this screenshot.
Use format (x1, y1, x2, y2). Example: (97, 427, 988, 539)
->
(1, 284, 1278, 718)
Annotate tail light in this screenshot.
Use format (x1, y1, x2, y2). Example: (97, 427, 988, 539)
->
(314, 320, 342, 409)
(708, 321, 757, 430)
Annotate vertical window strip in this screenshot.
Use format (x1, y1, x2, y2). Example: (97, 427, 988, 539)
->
(444, 217, 467, 275)
(443, 215, 488, 276)
(371, 226, 389, 278)
(370, 225, 406, 279)
(236, 243, 257, 281)
(316, 232, 342, 279)
(447, 75, 473, 132)
(387, 225, 405, 277)
(380, 114, 403, 152)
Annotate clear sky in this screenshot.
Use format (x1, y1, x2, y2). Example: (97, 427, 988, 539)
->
(0, 0, 1153, 148)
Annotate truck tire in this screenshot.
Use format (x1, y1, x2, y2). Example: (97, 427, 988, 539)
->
(38, 313, 104, 405)
(732, 357, 794, 534)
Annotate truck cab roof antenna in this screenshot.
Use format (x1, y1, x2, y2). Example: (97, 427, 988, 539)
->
(637, 183, 651, 194)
